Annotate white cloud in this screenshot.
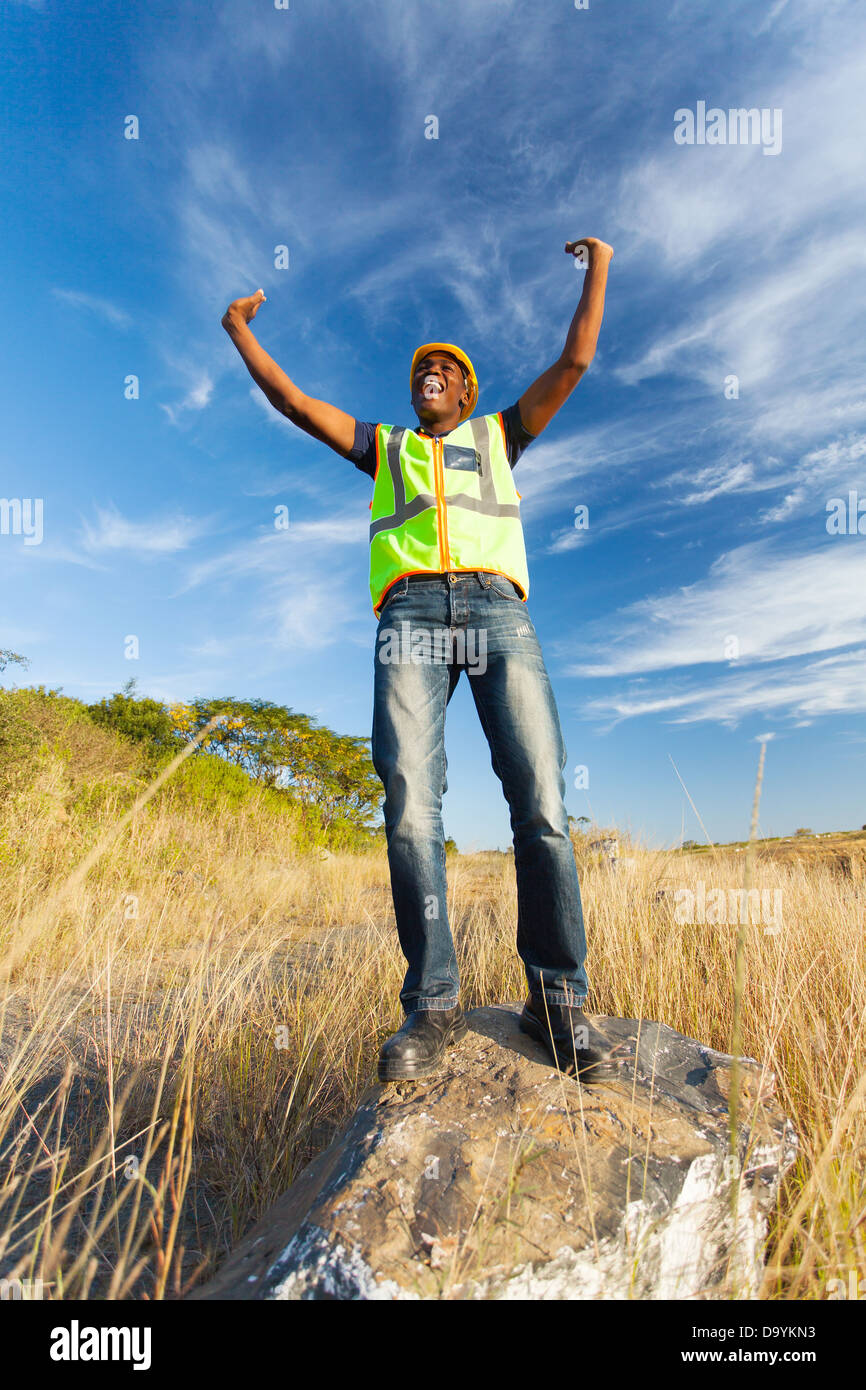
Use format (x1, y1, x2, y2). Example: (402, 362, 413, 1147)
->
(52, 289, 130, 329)
(677, 461, 761, 507)
(749, 388, 866, 445)
(656, 432, 866, 520)
(159, 371, 214, 426)
(614, 41, 866, 272)
(183, 513, 366, 591)
(516, 412, 672, 521)
(614, 234, 866, 396)
(568, 539, 866, 677)
(607, 25, 866, 464)
(582, 647, 866, 728)
(545, 526, 590, 555)
(799, 434, 866, 485)
(759, 489, 806, 524)
(81, 505, 209, 555)
(268, 579, 361, 651)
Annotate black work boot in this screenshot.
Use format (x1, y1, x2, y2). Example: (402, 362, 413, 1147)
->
(519, 995, 626, 1083)
(377, 1004, 468, 1082)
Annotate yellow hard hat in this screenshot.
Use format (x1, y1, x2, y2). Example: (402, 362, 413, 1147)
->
(410, 342, 478, 421)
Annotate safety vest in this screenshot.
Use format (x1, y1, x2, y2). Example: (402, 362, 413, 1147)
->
(369, 412, 530, 615)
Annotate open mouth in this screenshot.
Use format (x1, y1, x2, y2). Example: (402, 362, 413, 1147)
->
(420, 375, 444, 399)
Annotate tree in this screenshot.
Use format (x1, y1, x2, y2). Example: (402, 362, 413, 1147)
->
(88, 685, 178, 757)
(0, 649, 29, 674)
(171, 696, 383, 833)
(794, 828, 813, 838)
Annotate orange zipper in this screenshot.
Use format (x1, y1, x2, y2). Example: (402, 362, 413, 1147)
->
(432, 436, 450, 569)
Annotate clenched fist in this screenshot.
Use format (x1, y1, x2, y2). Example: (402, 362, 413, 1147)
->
(565, 238, 614, 265)
(221, 288, 267, 332)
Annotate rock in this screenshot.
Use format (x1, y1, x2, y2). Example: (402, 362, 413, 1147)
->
(832, 851, 863, 882)
(588, 836, 619, 868)
(191, 1004, 797, 1301)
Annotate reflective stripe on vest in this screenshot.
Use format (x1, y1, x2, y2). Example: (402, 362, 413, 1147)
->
(368, 412, 530, 615)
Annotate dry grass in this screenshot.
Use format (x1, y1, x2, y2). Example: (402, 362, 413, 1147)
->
(0, 754, 863, 1300)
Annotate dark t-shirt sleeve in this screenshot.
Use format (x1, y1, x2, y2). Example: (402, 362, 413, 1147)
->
(348, 420, 378, 479)
(499, 401, 536, 469)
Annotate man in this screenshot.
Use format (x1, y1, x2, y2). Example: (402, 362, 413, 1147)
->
(222, 237, 625, 1085)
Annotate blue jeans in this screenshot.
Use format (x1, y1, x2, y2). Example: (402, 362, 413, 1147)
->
(371, 570, 589, 1014)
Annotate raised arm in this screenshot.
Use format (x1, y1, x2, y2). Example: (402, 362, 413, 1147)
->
(517, 238, 613, 437)
(221, 290, 357, 459)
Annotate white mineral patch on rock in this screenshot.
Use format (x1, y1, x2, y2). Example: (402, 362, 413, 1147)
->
(191, 1005, 797, 1302)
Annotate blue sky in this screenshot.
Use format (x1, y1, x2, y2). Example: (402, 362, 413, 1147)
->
(2, 0, 865, 851)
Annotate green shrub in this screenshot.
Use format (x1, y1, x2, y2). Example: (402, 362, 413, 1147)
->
(0, 689, 42, 795)
(158, 752, 258, 809)
(88, 685, 178, 759)
(0, 687, 144, 802)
